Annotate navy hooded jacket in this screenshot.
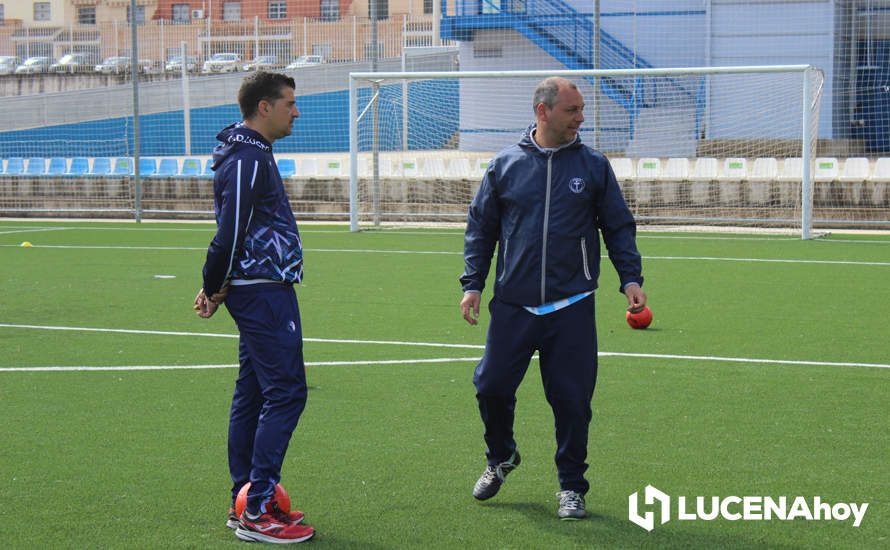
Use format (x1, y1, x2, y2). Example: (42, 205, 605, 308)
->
(202, 123, 303, 297)
(460, 124, 643, 306)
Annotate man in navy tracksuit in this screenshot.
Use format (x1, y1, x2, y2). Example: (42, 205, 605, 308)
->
(195, 71, 314, 544)
(460, 77, 647, 520)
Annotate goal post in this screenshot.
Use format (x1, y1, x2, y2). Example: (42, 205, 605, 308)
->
(348, 66, 825, 237)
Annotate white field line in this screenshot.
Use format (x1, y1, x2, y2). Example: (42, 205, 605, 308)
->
(1, 323, 888, 371)
(0, 227, 71, 236)
(1, 357, 485, 372)
(4, 242, 890, 266)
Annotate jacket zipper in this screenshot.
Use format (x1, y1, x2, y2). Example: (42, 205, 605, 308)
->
(541, 153, 553, 304)
(497, 238, 509, 282)
(581, 237, 592, 280)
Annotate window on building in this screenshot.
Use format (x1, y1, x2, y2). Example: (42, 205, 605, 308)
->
(77, 6, 96, 25)
(368, 0, 388, 20)
(268, 0, 286, 19)
(127, 5, 146, 25)
(320, 0, 339, 21)
(34, 2, 51, 21)
(172, 4, 191, 22)
(423, 0, 433, 15)
(223, 2, 241, 21)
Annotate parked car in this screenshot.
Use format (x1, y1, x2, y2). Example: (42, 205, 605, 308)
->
(0, 56, 22, 75)
(285, 55, 325, 69)
(202, 53, 242, 73)
(50, 53, 91, 73)
(15, 56, 51, 74)
(242, 55, 282, 71)
(165, 55, 198, 73)
(95, 56, 130, 74)
(138, 59, 164, 74)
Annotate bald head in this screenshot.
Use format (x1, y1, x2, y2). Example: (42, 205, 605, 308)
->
(532, 77, 585, 148)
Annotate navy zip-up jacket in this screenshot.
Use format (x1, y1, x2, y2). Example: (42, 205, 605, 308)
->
(202, 123, 303, 298)
(460, 124, 643, 306)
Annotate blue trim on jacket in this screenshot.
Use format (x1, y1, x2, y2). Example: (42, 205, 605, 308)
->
(202, 123, 303, 297)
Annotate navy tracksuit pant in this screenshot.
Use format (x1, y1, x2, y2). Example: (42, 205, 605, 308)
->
(473, 294, 598, 495)
(225, 283, 308, 513)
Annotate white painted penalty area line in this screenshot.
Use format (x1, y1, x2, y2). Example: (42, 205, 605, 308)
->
(1, 357, 485, 372)
(1, 323, 889, 370)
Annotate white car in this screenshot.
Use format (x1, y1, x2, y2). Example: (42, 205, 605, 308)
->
(243, 55, 281, 71)
(286, 55, 324, 69)
(51, 53, 91, 73)
(202, 53, 242, 73)
(0, 56, 22, 75)
(95, 56, 130, 74)
(165, 55, 198, 73)
(15, 56, 51, 74)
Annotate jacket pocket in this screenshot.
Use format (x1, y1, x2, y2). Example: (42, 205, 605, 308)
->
(580, 237, 592, 280)
(497, 238, 509, 282)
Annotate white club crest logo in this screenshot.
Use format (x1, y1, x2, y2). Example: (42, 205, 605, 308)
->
(629, 485, 670, 532)
(569, 177, 585, 193)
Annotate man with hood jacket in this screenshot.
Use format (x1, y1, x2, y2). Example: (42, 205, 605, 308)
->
(460, 77, 648, 520)
(194, 71, 314, 544)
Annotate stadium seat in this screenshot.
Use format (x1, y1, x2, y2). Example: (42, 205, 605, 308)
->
(748, 158, 778, 205)
(421, 158, 446, 179)
(25, 158, 47, 176)
(839, 158, 870, 182)
(113, 157, 133, 175)
(445, 158, 472, 179)
(635, 158, 660, 205)
(68, 157, 90, 176)
(323, 159, 345, 177)
(610, 158, 634, 183)
(4, 157, 24, 175)
(400, 158, 419, 178)
(470, 158, 490, 178)
(203, 159, 214, 177)
(659, 158, 689, 181)
(91, 157, 112, 175)
(720, 158, 748, 181)
(297, 158, 317, 177)
(138, 158, 157, 177)
(277, 158, 296, 178)
(180, 158, 202, 177)
(157, 158, 179, 177)
(689, 158, 718, 205)
(814, 157, 839, 182)
(868, 158, 890, 206)
(871, 158, 890, 183)
(47, 158, 68, 176)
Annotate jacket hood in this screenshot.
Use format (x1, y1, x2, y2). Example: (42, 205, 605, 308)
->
(212, 123, 272, 170)
(519, 123, 582, 154)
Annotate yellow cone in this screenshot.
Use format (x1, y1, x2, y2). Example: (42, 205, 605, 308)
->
(20, 241, 32, 247)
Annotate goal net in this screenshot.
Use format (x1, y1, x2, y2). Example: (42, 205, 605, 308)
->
(348, 66, 826, 237)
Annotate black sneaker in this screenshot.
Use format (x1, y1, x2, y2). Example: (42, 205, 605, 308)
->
(556, 490, 586, 520)
(473, 450, 521, 500)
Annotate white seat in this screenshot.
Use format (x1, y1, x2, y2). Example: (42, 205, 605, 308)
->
(871, 158, 890, 183)
(398, 158, 419, 178)
(323, 158, 345, 177)
(610, 158, 634, 182)
(720, 158, 748, 181)
(446, 158, 472, 179)
(748, 158, 778, 205)
(776, 158, 803, 206)
(470, 158, 490, 178)
(689, 158, 718, 204)
(778, 158, 803, 182)
(658, 158, 689, 181)
(421, 158, 447, 179)
(298, 158, 319, 177)
(636, 158, 661, 181)
(814, 157, 839, 182)
(839, 157, 871, 182)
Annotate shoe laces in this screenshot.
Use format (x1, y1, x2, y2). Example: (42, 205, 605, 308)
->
(557, 490, 584, 510)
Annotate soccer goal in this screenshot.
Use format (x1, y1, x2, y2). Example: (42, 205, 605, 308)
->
(348, 66, 826, 238)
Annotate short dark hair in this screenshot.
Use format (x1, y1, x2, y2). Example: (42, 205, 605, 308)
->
(238, 71, 296, 120)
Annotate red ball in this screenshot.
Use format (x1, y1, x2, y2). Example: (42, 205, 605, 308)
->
(235, 483, 291, 517)
(626, 305, 653, 329)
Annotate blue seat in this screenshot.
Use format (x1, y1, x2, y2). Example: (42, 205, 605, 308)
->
(180, 158, 202, 177)
(203, 158, 214, 177)
(5, 157, 25, 175)
(47, 157, 68, 175)
(68, 157, 90, 176)
(157, 158, 179, 177)
(113, 157, 133, 175)
(26, 158, 47, 176)
(277, 158, 296, 178)
(91, 157, 112, 175)
(138, 157, 157, 177)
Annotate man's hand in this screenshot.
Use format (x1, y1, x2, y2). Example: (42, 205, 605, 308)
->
(194, 287, 227, 319)
(460, 291, 481, 325)
(624, 284, 647, 314)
